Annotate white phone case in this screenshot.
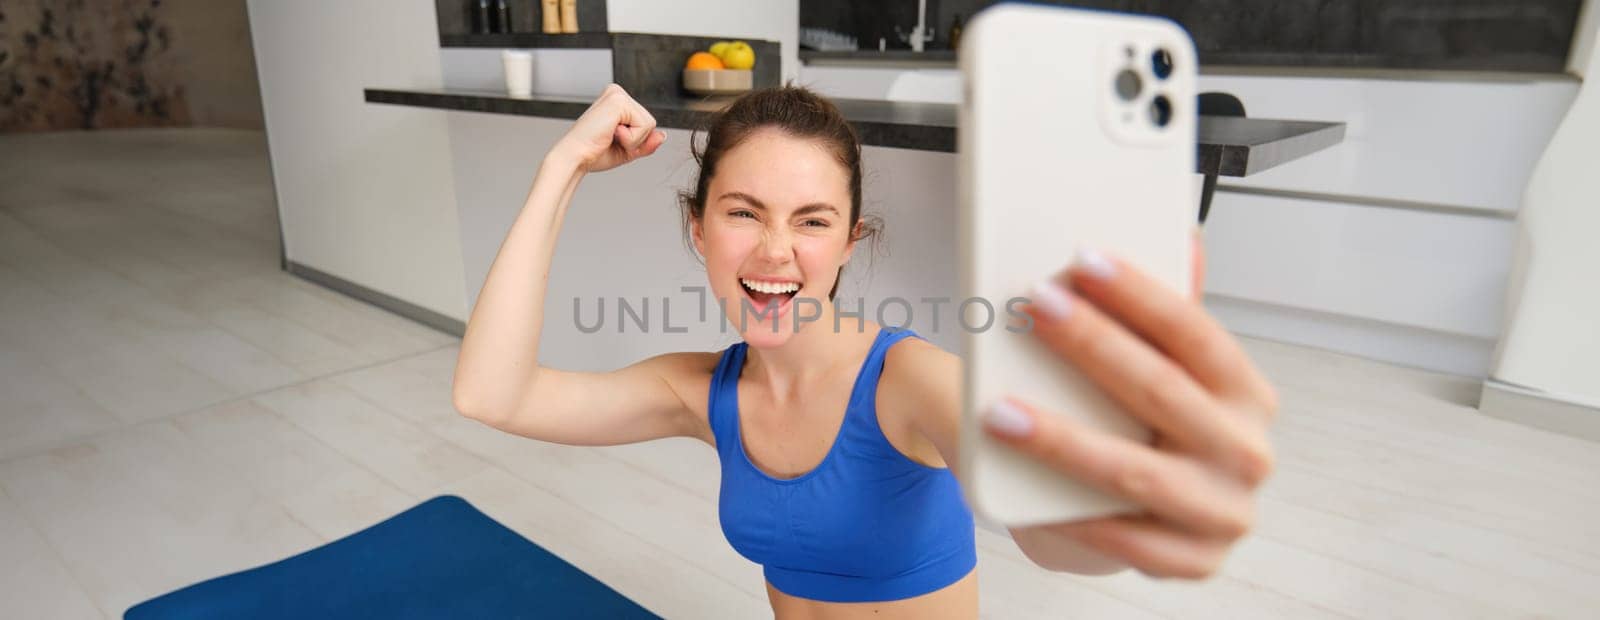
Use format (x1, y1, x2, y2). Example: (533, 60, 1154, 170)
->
(957, 4, 1198, 527)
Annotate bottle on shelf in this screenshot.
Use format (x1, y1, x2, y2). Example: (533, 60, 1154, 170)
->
(542, 0, 560, 34)
(495, 0, 512, 34)
(560, 0, 579, 34)
(471, 0, 490, 34)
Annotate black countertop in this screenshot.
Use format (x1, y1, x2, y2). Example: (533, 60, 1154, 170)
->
(365, 88, 1345, 177)
(800, 50, 958, 68)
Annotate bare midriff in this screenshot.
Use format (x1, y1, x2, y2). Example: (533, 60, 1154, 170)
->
(764, 569, 978, 620)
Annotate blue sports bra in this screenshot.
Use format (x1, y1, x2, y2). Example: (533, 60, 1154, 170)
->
(708, 326, 977, 603)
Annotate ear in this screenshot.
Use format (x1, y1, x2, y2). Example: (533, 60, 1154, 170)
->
(841, 220, 863, 264)
(691, 216, 706, 257)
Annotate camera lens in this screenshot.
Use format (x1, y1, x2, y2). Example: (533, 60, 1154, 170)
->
(1149, 95, 1172, 128)
(1151, 48, 1173, 80)
(1114, 69, 1142, 101)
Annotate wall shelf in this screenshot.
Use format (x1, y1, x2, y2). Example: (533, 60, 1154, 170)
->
(439, 32, 612, 48)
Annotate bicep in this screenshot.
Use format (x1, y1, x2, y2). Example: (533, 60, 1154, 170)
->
(480, 353, 710, 447)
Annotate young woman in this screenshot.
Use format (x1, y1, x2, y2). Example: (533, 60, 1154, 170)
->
(452, 84, 1279, 619)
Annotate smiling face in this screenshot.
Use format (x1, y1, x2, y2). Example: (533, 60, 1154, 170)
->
(691, 128, 858, 347)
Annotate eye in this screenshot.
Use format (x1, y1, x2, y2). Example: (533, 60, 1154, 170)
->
(730, 210, 756, 219)
(802, 219, 829, 228)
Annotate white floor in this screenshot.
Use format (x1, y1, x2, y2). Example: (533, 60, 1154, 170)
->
(1, 129, 1597, 619)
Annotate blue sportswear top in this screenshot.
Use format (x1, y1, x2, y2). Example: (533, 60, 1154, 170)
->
(708, 326, 977, 603)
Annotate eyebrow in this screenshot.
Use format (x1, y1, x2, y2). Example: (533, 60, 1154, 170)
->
(717, 192, 840, 217)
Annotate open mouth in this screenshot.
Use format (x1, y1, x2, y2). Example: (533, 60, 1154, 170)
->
(738, 277, 801, 318)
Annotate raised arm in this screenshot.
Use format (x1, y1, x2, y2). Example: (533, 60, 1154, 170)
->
(451, 85, 710, 446)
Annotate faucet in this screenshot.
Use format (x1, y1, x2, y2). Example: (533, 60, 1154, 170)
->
(894, 0, 934, 52)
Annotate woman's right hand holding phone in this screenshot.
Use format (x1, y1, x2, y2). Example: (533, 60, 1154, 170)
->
(550, 83, 667, 173)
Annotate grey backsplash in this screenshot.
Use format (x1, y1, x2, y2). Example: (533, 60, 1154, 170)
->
(802, 0, 1584, 73)
(610, 34, 781, 102)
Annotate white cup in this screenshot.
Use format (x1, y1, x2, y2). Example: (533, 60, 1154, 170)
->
(501, 50, 533, 97)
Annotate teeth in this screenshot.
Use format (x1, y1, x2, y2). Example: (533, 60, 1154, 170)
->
(741, 278, 800, 295)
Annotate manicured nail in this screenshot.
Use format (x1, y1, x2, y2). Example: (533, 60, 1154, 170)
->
(983, 399, 1035, 438)
(1028, 279, 1073, 321)
(1076, 247, 1116, 279)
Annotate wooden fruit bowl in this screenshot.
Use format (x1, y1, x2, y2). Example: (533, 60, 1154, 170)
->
(683, 68, 753, 96)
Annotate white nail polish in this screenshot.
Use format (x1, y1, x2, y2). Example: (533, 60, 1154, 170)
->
(983, 399, 1034, 437)
(1028, 280, 1073, 321)
(1076, 247, 1116, 279)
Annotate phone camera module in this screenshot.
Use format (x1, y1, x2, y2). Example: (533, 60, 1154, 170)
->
(1114, 69, 1142, 102)
(1149, 95, 1173, 128)
(1151, 48, 1174, 80)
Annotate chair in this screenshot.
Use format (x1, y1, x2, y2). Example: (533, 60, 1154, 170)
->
(1196, 92, 1246, 224)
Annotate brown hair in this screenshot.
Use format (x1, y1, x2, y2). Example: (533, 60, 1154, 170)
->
(678, 85, 883, 301)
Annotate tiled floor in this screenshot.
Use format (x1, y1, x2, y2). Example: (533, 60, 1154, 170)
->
(2, 129, 1597, 619)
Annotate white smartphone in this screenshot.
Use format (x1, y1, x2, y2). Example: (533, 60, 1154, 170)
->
(957, 4, 1198, 527)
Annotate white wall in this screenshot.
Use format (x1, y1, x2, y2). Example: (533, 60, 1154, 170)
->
(448, 113, 710, 370)
(248, 0, 468, 322)
(439, 48, 612, 95)
(606, 0, 800, 85)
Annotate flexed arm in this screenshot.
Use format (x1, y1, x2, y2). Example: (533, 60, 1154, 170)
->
(451, 85, 710, 446)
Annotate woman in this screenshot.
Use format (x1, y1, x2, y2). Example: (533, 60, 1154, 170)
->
(452, 84, 1279, 619)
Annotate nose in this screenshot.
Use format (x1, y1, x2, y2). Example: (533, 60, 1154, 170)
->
(759, 226, 794, 263)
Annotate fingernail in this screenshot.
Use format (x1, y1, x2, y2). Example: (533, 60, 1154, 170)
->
(983, 399, 1035, 438)
(1076, 247, 1116, 280)
(1028, 279, 1073, 321)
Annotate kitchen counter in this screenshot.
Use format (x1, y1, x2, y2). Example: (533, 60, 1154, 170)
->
(364, 87, 1345, 178)
(800, 50, 958, 69)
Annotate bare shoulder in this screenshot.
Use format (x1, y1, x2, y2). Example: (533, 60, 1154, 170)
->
(881, 335, 960, 393)
(878, 335, 963, 464)
(640, 349, 724, 427)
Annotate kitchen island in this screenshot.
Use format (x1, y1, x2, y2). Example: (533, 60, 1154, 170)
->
(366, 87, 1345, 178)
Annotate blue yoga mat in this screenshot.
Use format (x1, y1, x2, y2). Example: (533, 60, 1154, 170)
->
(126, 495, 658, 619)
